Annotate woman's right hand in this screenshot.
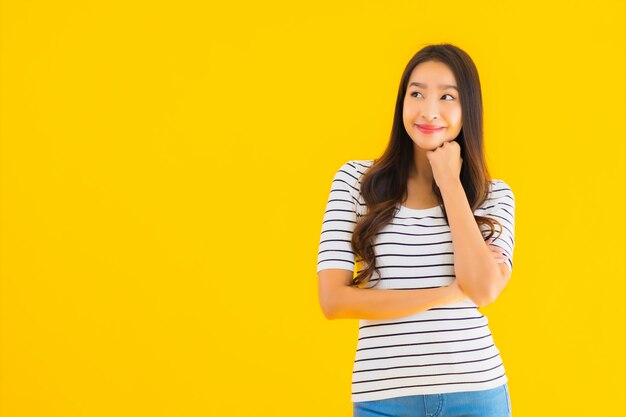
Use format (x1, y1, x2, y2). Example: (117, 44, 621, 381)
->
(485, 237, 507, 264)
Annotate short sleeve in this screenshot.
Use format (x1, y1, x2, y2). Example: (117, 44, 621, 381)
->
(479, 180, 516, 272)
(316, 160, 360, 274)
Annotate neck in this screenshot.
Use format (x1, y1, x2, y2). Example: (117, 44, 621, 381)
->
(409, 144, 434, 184)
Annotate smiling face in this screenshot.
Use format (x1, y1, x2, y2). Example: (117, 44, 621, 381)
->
(402, 60, 463, 151)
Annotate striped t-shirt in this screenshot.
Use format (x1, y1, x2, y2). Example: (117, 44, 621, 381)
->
(316, 159, 515, 403)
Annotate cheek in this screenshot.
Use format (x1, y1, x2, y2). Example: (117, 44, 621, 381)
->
(402, 99, 409, 112)
(451, 108, 462, 127)
(402, 103, 412, 120)
(455, 106, 462, 120)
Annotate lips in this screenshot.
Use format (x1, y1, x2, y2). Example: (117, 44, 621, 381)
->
(416, 124, 445, 134)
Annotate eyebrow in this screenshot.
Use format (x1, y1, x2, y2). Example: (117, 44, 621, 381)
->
(408, 82, 458, 91)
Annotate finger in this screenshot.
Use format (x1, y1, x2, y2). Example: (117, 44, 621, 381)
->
(491, 245, 505, 254)
(491, 253, 506, 263)
(485, 242, 499, 250)
(486, 240, 503, 250)
(489, 247, 506, 257)
(487, 245, 505, 257)
(487, 243, 503, 250)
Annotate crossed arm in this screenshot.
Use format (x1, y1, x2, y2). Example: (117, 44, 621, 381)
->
(439, 179, 512, 306)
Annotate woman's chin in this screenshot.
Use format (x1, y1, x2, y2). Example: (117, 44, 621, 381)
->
(411, 138, 446, 151)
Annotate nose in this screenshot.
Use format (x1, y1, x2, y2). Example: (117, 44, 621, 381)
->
(421, 99, 440, 120)
(422, 110, 439, 121)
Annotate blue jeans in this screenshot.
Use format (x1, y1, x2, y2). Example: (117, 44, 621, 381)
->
(353, 383, 511, 417)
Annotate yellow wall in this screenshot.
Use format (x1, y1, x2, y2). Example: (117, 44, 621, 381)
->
(1, 1, 624, 416)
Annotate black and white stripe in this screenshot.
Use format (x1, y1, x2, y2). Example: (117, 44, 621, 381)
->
(316, 159, 515, 403)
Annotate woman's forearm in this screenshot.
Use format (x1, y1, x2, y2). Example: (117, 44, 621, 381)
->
(439, 178, 502, 305)
(329, 283, 466, 320)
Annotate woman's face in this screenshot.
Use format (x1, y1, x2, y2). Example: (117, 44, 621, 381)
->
(402, 60, 462, 151)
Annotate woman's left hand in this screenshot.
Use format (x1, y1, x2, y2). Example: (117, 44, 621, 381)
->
(425, 139, 463, 189)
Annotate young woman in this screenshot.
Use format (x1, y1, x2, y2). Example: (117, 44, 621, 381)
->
(316, 43, 515, 417)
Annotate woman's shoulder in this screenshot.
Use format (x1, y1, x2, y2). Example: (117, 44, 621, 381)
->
(335, 159, 375, 179)
(474, 179, 513, 211)
(346, 159, 375, 176)
(481, 179, 515, 211)
(350, 159, 375, 167)
(488, 178, 514, 196)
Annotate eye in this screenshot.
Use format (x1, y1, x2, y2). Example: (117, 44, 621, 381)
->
(410, 91, 456, 100)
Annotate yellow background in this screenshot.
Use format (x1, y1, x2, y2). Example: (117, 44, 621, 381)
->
(1, 1, 624, 416)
